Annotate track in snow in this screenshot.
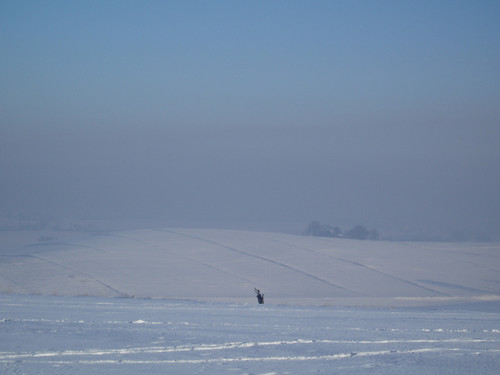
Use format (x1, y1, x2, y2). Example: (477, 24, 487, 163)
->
(1, 295, 500, 374)
(160, 229, 356, 293)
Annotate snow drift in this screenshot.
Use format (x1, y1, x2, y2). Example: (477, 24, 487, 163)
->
(1, 228, 499, 306)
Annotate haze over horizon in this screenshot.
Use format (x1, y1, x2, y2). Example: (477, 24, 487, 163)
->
(1, 1, 499, 239)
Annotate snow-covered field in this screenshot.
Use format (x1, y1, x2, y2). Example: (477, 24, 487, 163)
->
(1, 228, 500, 306)
(1, 228, 500, 373)
(1, 295, 499, 374)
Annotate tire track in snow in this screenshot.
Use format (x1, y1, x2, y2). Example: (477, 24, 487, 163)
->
(2, 345, 498, 366)
(25, 254, 127, 297)
(158, 229, 359, 294)
(31, 347, 500, 365)
(405, 242, 500, 276)
(269, 237, 447, 296)
(0, 337, 495, 361)
(1, 242, 114, 295)
(102, 233, 258, 287)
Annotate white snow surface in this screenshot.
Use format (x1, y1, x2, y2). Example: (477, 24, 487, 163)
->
(1, 228, 499, 306)
(1, 228, 500, 373)
(1, 295, 499, 374)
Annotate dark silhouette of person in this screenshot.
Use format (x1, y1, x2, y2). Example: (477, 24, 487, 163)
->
(254, 288, 264, 304)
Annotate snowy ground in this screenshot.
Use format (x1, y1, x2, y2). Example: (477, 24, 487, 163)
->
(1, 228, 500, 373)
(1, 294, 500, 374)
(1, 228, 499, 306)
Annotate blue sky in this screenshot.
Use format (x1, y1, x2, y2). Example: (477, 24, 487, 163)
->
(1, 1, 499, 238)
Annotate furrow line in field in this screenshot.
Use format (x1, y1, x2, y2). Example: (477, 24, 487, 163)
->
(103, 233, 258, 286)
(159, 229, 356, 294)
(26, 255, 127, 297)
(270, 237, 447, 296)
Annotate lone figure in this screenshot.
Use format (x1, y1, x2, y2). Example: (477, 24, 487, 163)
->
(254, 288, 264, 304)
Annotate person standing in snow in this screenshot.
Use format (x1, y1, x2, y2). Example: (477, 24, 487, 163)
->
(254, 288, 264, 304)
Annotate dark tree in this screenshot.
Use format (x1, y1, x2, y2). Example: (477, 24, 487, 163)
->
(345, 225, 370, 240)
(369, 229, 380, 240)
(304, 221, 342, 238)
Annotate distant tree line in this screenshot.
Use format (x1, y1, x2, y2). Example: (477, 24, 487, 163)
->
(304, 221, 379, 240)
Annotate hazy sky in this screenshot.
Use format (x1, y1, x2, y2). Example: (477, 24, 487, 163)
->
(1, 1, 499, 237)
